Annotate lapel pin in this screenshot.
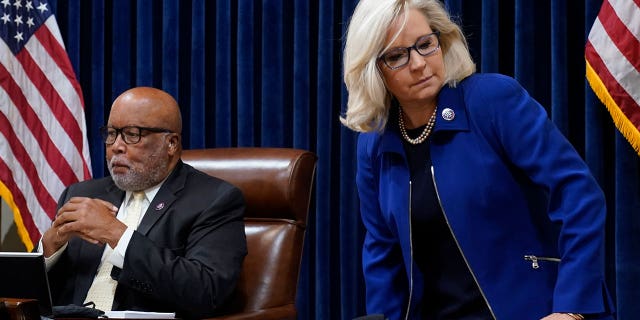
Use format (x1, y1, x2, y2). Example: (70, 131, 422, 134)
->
(442, 108, 455, 121)
(155, 202, 165, 210)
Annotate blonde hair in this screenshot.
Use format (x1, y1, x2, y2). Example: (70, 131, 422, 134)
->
(340, 0, 476, 132)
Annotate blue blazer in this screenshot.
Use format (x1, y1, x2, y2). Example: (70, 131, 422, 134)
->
(356, 74, 614, 319)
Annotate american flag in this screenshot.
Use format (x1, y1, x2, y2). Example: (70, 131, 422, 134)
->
(0, 0, 91, 251)
(585, 0, 640, 156)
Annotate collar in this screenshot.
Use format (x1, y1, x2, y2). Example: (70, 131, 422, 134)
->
(379, 79, 471, 155)
(124, 176, 168, 205)
(433, 81, 469, 133)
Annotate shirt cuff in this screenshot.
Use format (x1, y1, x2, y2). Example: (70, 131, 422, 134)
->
(108, 227, 134, 269)
(38, 238, 68, 272)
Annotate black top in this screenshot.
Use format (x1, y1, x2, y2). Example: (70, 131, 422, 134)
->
(401, 125, 492, 320)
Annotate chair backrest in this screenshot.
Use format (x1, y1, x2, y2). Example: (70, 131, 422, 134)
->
(181, 147, 317, 317)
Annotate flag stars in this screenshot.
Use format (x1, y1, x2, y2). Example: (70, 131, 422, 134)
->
(36, 1, 45, 13)
(0, 0, 50, 52)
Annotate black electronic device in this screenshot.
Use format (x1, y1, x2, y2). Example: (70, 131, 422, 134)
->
(0, 252, 53, 317)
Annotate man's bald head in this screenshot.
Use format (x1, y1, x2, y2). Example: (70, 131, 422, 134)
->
(110, 87, 182, 134)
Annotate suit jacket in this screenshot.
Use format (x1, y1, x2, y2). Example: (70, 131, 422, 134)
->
(47, 161, 247, 319)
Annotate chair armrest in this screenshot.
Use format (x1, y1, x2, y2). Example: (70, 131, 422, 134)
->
(207, 304, 296, 320)
(0, 298, 40, 320)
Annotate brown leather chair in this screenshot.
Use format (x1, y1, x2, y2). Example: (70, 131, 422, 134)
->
(181, 147, 317, 320)
(0, 298, 40, 320)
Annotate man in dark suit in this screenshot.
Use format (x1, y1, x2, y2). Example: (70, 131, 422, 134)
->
(39, 87, 247, 319)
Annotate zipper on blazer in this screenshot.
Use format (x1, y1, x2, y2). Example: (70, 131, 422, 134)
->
(404, 180, 414, 320)
(523, 255, 561, 269)
(430, 166, 497, 320)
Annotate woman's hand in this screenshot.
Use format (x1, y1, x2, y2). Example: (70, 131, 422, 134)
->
(541, 313, 583, 320)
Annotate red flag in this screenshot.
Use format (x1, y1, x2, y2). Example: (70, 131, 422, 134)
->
(0, 0, 91, 251)
(585, 0, 640, 156)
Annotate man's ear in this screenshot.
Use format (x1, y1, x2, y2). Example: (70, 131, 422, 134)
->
(167, 135, 179, 153)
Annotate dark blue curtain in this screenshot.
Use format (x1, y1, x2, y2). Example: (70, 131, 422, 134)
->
(50, 0, 639, 319)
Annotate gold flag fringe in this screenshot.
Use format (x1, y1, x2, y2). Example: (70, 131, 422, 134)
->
(585, 59, 640, 157)
(0, 181, 35, 251)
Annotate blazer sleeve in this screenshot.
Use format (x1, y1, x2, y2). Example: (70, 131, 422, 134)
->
(469, 74, 612, 314)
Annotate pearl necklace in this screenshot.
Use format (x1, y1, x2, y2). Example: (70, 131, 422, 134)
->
(398, 106, 437, 145)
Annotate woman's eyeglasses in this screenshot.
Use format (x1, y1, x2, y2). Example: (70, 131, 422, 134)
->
(378, 31, 441, 70)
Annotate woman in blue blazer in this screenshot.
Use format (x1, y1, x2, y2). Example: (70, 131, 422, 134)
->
(341, 0, 614, 319)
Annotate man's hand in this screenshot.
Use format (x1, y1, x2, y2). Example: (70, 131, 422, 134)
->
(42, 197, 120, 256)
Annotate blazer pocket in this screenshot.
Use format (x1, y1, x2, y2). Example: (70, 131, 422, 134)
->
(523, 254, 561, 269)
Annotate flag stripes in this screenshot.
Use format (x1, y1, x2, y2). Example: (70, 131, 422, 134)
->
(0, 1, 91, 251)
(585, 0, 640, 155)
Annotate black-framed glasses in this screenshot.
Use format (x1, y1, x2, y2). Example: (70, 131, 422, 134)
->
(378, 31, 441, 70)
(99, 126, 173, 145)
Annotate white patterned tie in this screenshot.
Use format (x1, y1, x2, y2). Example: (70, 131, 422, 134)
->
(84, 192, 146, 311)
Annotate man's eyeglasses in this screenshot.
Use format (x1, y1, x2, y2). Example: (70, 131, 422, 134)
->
(99, 126, 173, 145)
(378, 31, 441, 70)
